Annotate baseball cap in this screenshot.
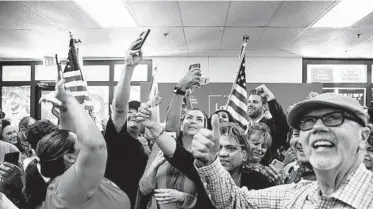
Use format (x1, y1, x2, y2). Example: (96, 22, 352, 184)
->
(288, 93, 368, 129)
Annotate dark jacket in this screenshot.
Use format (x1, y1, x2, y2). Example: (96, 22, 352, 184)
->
(260, 99, 289, 165)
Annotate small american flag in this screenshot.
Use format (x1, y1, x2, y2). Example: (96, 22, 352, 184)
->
(62, 33, 95, 119)
(226, 40, 249, 128)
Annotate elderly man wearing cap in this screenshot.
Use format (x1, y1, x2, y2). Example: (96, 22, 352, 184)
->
(191, 93, 373, 209)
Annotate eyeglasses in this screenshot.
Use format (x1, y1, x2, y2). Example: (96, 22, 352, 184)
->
(299, 111, 364, 131)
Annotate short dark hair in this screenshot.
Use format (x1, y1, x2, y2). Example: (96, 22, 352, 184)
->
(26, 120, 58, 150)
(248, 89, 267, 104)
(24, 130, 74, 208)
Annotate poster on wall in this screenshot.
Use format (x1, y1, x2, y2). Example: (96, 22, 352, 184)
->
(2, 86, 31, 126)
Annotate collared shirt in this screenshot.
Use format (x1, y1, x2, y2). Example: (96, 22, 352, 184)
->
(195, 158, 373, 209)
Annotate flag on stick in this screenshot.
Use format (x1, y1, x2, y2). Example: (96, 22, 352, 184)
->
(225, 35, 250, 128)
(62, 32, 95, 119)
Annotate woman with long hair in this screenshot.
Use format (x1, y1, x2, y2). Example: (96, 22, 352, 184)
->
(137, 108, 209, 209)
(23, 78, 130, 209)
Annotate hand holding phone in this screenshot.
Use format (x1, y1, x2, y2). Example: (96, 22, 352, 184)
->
(133, 29, 151, 51)
(4, 152, 19, 166)
(270, 159, 284, 173)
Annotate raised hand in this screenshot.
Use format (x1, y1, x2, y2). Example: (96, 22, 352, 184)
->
(125, 38, 143, 67)
(255, 84, 275, 101)
(176, 68, 202, 91)
(39, 71, 72, 108)
(191, 114, 220, 166)
(154, 188, 186, 205)
(151, 151, 167, 169)
(134, 103, 157, 129)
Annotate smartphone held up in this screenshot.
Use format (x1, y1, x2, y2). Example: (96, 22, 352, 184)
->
(188, 63, 209, 87)
(133, 29, 151, 51)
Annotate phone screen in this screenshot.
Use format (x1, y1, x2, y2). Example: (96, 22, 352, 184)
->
(4, 152, 19, 165)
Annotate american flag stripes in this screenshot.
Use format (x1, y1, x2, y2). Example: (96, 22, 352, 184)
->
(225, 38, 250, 128)
(62, 34, 95, 119)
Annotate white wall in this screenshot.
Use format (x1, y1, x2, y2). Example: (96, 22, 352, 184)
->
(151, 56, 303, 83)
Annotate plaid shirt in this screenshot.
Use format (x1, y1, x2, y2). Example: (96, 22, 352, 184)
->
(195, 158, 373, 209)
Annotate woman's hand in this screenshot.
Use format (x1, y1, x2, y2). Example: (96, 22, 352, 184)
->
(134, 103, 158, 129)
(260, 165, 283, 185)
(154, 188, 186, 205)
(151, 151, 166, 169)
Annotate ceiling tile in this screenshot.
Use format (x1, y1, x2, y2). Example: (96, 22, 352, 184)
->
(220, 27, 265, 49)
(0, 1, 54, 29)
(179, 1, 229, 26)
(147, 49, 189, 57)
(188, 49, 219, 57)
(184, 27, 223, 49)
(320, 28, 373, 52)
(226, 1, 281, 26)
(127, 1, 181, 26)
(245, 49, 300, 57)
(146, 27, 187, 49)
(257, 28, 304, 48)
(217, 50, 240, 57)
(286, 28, 343, 51)
(353, 13, 373, 28)
(269, 1, 336, 28)
(23, 1, 101, 29)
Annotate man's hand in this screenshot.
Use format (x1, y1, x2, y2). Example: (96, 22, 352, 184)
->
(191, 114, 220, 166)
(125, 38, 143, 67)
(176, 68, 202, 91)
(256, 84, 275, 101)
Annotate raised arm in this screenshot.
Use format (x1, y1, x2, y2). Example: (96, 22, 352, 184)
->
(55, 78, 107, 198)
(164, 69, 201, 132)
(111, 39, 143, 132)
(139, 151, 166, 195)
(257, 85, 289, 152)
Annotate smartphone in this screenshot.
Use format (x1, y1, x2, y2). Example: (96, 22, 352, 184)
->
(4, 152, 19, 166)
(271, 159, 284, 172)
(133, 29, 151, 50)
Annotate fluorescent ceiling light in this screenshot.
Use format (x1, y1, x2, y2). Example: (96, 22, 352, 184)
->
(312, 0, 373, 28)
(75, 0, 137, 28)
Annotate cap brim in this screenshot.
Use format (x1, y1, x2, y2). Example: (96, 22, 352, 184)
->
(287, 100, 345, 128)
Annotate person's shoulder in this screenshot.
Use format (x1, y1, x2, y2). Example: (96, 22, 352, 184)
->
(0, 141, 19, 153)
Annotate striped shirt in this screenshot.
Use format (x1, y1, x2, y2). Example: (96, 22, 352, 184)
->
(195, 158, 373, 209)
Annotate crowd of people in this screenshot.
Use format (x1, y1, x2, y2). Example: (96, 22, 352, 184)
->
(0, 38, 372, 209)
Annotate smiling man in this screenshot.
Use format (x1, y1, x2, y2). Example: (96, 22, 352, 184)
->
(192, 93, 373, 209)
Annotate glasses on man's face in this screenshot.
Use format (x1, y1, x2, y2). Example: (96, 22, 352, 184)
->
(299, 111, 364, 131)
